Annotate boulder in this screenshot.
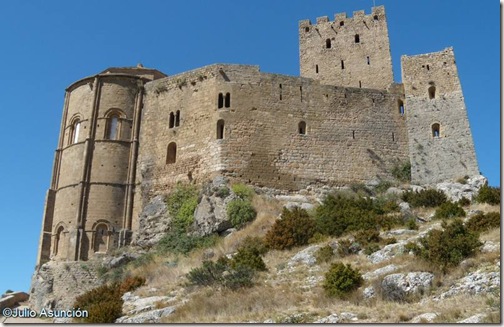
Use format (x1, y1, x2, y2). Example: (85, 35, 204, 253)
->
(436, 269, 500, 300)
(363, 286, 375, 299)
(115, 306, 176, 323)
(314, 314, 339, 323)
(436, 175, 487, 202)
(193, 194, 234, 236)
(0, 292, 29, 311)
(368, 242, 406, 264)
(131, 195, 170, 248)
(411, 312, 438, 323)
(288, 245, 321, 267)
(457, 313, 487, 323)
(381, 272, 434, 302)
(102, 253, 140, 269)
(362, 264, 399, 280)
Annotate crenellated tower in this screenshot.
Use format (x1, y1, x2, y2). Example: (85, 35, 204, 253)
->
(299, 6, 394, 89)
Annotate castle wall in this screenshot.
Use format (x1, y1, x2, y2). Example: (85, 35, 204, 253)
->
(401, 48, 479, 184)
(299, 6, 393, 90)
(135, 64, 409, 202)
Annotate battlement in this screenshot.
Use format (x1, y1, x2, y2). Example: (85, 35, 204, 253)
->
(299, 6, 386, 27)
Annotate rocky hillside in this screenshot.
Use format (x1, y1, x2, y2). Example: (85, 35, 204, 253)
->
(29, 176, 500, 323)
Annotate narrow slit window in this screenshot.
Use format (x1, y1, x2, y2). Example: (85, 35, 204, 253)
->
(298, 121, 306, 135)
(398, 100, 405, 115)
(218, 93, 224, 109)
(352, 130, 355, 139)
(326, 38, 331, 48)
(359, 81, 362, 88)
(225, 93, 231, 108)
(426, 64, 430, 71)
(355, 34, 360, 43)
(217, 119, 225, 139)
(428, 86, 436, 99)
(392, 132, 395, 141)
(432, 123, 440, 138)
(166, 142, 177, 164)
(315, 64, 319, 74)
(367, 56, 370, 65)
(341, 60, 345, 69)
(169, 112, 175, 128)
(175, 110, 180, 127)
(300, 86, 303, 102)
(279, 84, 282, 100)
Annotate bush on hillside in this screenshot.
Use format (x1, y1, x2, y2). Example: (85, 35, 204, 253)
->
(157, 227, 218, 255)
(186, 257, 255, 290)
(230, 238, 267, 272)
(166, 183, 199, 230)
(231, 183, 255, 200)
(315, 245, 335, 264)
(465, 212, 500, 233)
(323, 262, 363, 298)
(73, 276, 145, 323)
(401, 189, 447, 208)
(474, 185, 501, 205)
(227, 199, 257, 229)
(408, 219, 482, 272)
(457, 197, 471, 207)
(265, 207, 316, 250)
(433, 202, 466, 220)
(391, 161, 411, 182)
(336, 239, 361, 257)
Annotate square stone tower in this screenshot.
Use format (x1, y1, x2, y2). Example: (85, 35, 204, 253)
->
(299, 6, 394, 89)
(401, 48, 479, 184)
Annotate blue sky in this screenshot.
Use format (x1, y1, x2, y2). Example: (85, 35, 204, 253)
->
(0, 0, 499, 294)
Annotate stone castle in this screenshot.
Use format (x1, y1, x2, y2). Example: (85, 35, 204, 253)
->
(36, 6, 479, 264)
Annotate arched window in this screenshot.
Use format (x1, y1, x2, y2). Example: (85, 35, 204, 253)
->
(106, 114, 119, 140)
(69, 119, 81, 145)
(218, 93, 224, 109)
(355, 34, 360, 43)
(54, 226, 65, 257)
(217, 119, 225, 139)
(432, 123, 440, 138)
(398, 100, 405, 115)
(428, 86, 436, 99)
(225, 93, 231, 108)
(93, 223, 109, 253)
(166, 142, 177, 164)
(169, 112, 175, 128)
(373, 15, 379, 20)
(298, 121, 306, 135)
(339, 21, 344, 26)
(175, 110, 180, 127)
(326, 39, 331, 48)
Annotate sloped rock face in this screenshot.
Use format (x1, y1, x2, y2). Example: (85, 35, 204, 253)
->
(131, 195, 170, 248)
(381, 272, 434, 302)
(29, 262, 102, 312)
(368, 242, 407, 264)
(0, 292, 29, 311)
(435, 268, 500, 300)
(192, 193, 235, 237)
(457, 313, 487, 323)
(116, 291, 177, 323)
(436, 175, 487, 202)
(288, 245, 321, 268)
(411, 312, 438, 323)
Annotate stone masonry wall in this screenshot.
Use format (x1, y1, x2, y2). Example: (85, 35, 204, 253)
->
(401, 48, 479, 184)
(299, 6, 393, 90)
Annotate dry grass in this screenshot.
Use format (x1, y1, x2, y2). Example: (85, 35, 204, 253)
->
(120, 193, 500, 323)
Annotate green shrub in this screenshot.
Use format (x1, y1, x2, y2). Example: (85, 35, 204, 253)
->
(308, 232, 328, 244)
(157, 227, 218, 255)
(227, 199, 257, 228)
(239, 236, 268, 255)
(375, 181, 393, 194)
(231, 183, 255, 200)
(391, 161, 411, 182)
(265, 207, 316, 250)
(350, 183, 372, 196)
(315, 245, 335, 264)
(337, 239, 361, 257)
(412, 219, 482, 272)
(465, 212, 500, 233)
(4, 289, 13, 294)
(458, 197, 471, 207)
(354, 229, 381, 247)
(73, 276, 145, 323)
(215, 186, 230, 198)
(406, 217, 419, 230)
(323, 262, 363, 298)
(474, 185, 501, 205)
(364, 243, 381, 255)
(186, 257, 255, 290)
(166, 183, 199, 231)
(401, 189, 447, 208)
(231, 245, 267, 271)
(315, 194, 389, 237)
(434, 202, 466, 219)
